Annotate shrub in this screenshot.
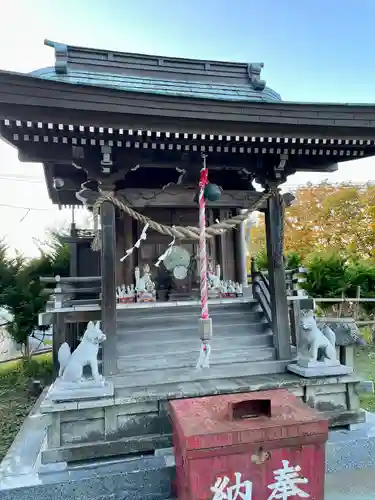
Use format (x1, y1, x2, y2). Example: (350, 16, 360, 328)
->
(0, 236, 69, 357)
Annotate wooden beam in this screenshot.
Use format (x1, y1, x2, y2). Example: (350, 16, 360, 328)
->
(116, 188, 261, 208)
(116, 188, 294, 210)
(11, 137, 367, 173)
(264, 194, 292, 360)
(100, 200, 117, 376)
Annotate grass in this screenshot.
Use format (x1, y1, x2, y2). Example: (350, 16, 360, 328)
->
(0, 353, 53, 461)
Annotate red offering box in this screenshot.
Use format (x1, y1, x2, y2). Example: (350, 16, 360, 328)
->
(170, 389, 328, 500)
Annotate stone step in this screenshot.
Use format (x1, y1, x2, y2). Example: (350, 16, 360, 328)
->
(116, 332, 274, 356)
(116, 310, 265, 329)
(114, 359, 290, 389)
(116, 321, 268, 339)
(116, 300, 258, 319)
(117, 346, 276, 371)
(37, 449, 174, 499)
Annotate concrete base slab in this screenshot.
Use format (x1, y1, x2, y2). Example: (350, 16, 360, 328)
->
(287, 362, 353, 378)
(325, 467, 375, 500)
(2, 405, 375, 499)
(45, 379, 114, 402)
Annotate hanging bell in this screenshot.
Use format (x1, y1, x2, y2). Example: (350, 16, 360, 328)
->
(204, 183, 222, 202)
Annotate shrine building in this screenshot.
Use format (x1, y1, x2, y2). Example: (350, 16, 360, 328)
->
(0, 39, 373, 464)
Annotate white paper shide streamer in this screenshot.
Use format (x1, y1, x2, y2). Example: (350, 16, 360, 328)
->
(120, 223, 149, 262)
(155, 236, 176, 267)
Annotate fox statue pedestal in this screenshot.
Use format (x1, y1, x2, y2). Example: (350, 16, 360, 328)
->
(46, 378, 114, 402)
(288, 310, 353, 378)
(288, 358, 353, 378)
(46, 321, 114, 402)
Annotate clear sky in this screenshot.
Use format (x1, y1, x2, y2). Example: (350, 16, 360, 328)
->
(1, 0, 375, 256)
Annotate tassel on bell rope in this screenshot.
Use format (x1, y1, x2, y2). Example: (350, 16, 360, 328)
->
(120, 223, 149, 262)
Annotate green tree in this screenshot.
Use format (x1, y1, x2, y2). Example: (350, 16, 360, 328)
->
(303, 252, 348, 299)
(345, 259, 375, 314)
(0, 235, 69, 356)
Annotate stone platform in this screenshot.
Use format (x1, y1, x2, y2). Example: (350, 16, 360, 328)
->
(34, 298, 362, 466)
(38, 371, 363, 464)
(1, 398, 375, 500)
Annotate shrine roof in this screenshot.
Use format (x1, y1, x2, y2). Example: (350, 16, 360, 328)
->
(1, 40, 375, 139)
(28, 39, 281, 103)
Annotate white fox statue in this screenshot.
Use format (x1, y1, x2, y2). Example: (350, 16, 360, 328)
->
(58, 321, 106, 384)
(300, 310, 337, 364)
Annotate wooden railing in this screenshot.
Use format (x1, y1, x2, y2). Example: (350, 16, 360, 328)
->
(250, 259, 272, 326)
(40, 275, 102, 309)
(250, 260, 310, 348)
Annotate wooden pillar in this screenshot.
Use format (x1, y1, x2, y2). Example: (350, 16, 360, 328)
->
(69, 223, 78, 276)
(264, 194, 292, 360)
(236, 209, 249, 288)
(100, 200, 117, 376)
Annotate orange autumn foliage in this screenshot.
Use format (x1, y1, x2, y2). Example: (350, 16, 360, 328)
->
(249, 182, 375, 261)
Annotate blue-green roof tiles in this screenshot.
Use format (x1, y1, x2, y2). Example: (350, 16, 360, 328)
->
(30, 67, 282, 103)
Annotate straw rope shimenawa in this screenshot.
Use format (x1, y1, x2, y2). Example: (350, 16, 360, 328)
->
(90, 188, 280, 251)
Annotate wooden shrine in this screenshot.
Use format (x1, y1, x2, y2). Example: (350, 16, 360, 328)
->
(0, 39, 373, 464)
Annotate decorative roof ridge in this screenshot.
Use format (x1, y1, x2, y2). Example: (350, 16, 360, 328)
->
(43, 39, 266, 91)
(45, 39, 68, 75)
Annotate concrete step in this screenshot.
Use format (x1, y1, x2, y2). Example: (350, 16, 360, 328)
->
(117, 346, 276, 371)
(116, 332, 274, 356)
(114, 359, 290, 388)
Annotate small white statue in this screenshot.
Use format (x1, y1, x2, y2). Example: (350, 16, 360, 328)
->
(57, 321, 106, 384)
(208, 271, 220, 290)
(117, 283, 136, 303)
(299, 310, 337, 364)
(215, 264, 221, 280)
(235, 282, 243, 295)
(135, 264, 156, 300)
(135, 265, 146, 292)
(227, 281, 235, 294)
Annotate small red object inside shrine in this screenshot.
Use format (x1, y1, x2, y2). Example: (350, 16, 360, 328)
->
(169, 389, 328, 500)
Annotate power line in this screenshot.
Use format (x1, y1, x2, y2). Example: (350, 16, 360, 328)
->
(0, 203, 53, 211)
(0, 175, 44, 184)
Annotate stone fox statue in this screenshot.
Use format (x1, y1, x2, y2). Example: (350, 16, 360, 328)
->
(58, 321, 106, 383)
(300, 310, 337, 363)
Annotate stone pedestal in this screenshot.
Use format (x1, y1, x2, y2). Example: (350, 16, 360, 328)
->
(45, 378, 114, 402)
(288, 359, 353, 378)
